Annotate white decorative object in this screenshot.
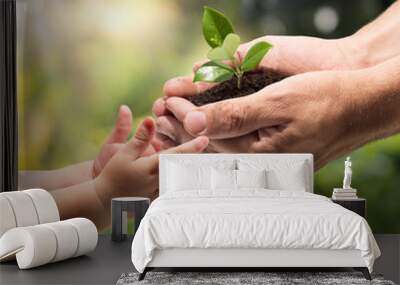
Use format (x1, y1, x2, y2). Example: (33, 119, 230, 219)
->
(332, 157, 358, 199)
(66, 218, 98, 257)
(0, 189, 60, 235)
(0, 189, 97, 269)
(0, 196, 17, 237)
(343, 157, 353, 189)
(1, 191, 40, 227)
(0, 218, 97, 269)
(42, 221, 79, 262)
(0, 225, 57, 268)
(24, 189, 60, 223)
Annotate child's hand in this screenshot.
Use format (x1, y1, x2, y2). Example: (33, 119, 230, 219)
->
(93, 117, 209, 208)
(92, 105, 133, 178)
(92, 105, 162, 178)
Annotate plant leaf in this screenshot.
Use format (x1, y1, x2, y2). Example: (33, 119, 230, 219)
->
(207, 33, 241, 61)
(212, 60, 234, 71)
(202, 6, 234, 48)
(207, 47, 229, 61)
(223, 33, 240, 58)
(193, 62, 234, 83)
(240, 41, 273, 72)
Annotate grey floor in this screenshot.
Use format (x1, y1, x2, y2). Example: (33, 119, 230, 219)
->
(0, 235, 398, 285)
(0, 236, 134, 285)
(374, 235, 400, 284)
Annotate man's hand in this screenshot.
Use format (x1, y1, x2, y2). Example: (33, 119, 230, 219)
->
(94, 117, 209, 207)
(155, 55, 400, 170)
(152, 34, 366, 121)
(152, 35, 366, 150)
(155, 71, 347, 169)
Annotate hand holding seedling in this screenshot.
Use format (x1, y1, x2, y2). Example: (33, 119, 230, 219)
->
(154, 3, 400, 170)
(157, 57, 400, 169)
(153, 5, 372, 113)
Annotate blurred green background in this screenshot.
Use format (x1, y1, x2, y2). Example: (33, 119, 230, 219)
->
(17, 0, 399, 233)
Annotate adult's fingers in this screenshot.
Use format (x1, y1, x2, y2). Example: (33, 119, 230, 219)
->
(163, 76, 214, 98)
(249, 127, 284, 153)
(165, 97, 197, 122)
(106, 105, 133, 144)
(124, 117, 155, 159)
(166, 91, 286, 139)
(152, 98, 173, 117)
(155, 115, 259, 153)
(156, 115, 194, 144)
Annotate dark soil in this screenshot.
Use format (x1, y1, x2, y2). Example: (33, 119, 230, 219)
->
(187, 70, 287, 106)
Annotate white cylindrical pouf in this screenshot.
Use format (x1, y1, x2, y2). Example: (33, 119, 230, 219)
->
(0, 226, 57, 269)
(0, 196, 17, 237)
(42, 221, 79, 262)
(24, 189, 60, 224)
(0, 192, 39, 227)
(0, 218, 97, 269)
(65, 218, 98, 257)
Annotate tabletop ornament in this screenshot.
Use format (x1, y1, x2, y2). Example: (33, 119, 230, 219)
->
(332, 157, 358, 199)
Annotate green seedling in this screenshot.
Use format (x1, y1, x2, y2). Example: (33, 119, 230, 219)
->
(193, 6, 273, 89)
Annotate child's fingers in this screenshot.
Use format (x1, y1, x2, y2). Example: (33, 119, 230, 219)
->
(141, 144, 156, 157)
(150, 138, 162, 152)
(92, 143, 124, 178)
(164, 136, 209, 154)
(152, 98, 168, 117)
(106, 105, 133, 144)
(155, 133, 177, 150)
(143, 136, 209, 172)
(140, 137, 163, 157)
(124, 117, 155, 159)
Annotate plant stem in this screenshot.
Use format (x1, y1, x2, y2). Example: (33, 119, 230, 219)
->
(237, 74, 242, 89)
(232, 58, 242, 89)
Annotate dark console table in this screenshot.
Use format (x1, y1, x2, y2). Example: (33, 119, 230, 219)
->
(331, 198, 366, 218)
